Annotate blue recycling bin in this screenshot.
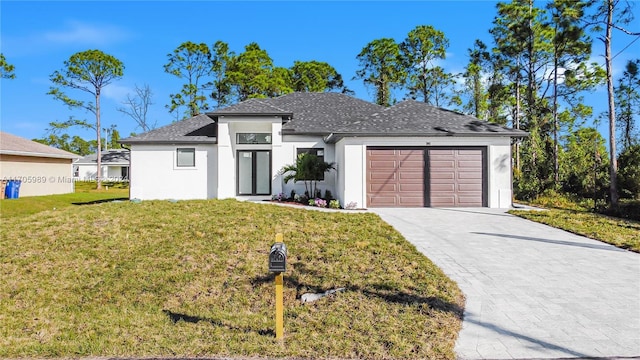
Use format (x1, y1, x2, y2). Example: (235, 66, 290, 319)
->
(5, 180, 22, 199)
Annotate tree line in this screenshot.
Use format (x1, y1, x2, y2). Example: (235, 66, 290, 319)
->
(163, 41, 351, 119)
(348, 0, 639, 208)
(1, 0, 638, 202)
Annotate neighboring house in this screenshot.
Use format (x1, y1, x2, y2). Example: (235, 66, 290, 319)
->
(0, 131, 78, 197)
(74, 149, 130, 181)
(120, 92, 527, 208)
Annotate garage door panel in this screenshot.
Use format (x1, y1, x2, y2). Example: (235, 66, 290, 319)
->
(431, 172, 455, 180)
(429, 149, 484, 207)
(369, 196, 399, 206)
(369, 171, 397, 180)
(400, 161, 423, 168)
(458, 183, 483, 191)
(430, 160, 455, 168)
(458, 161, 482, 168)
(399, 171, 423, 180)
(369, 160, 397, 168)
(457, 179, 482, 186)
(458, 149, 482, 155)
(399, 151, 423, 158)
(399, 183, 423, 191)
(372, 149, 399, 156)
(399, 197, 424, 206)
(367, 149, 424, 207)
(430, 196, 455, 207)
(458, 173, 482, 180)
(431, 149, 455, 155)
(399, 149, 421, 155)
(431, 184, 455, 191)
(458, 196, 483, 206)
(369, 183, 397, 192)
(457, 152, 482, 157)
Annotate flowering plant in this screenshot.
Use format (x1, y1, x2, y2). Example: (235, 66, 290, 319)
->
(314, 198, 327, 208)
(271, 192, 286, 201)
(345, 201, 358, 210)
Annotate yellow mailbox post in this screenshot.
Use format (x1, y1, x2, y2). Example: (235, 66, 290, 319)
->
(269, 233, 287, 340)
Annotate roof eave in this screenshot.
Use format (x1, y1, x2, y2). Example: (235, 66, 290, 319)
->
(208, 112, 293, 123)
(75, 162, 129, 165)
(323, 131, 529, 143)
(282, 129, 332, 137)
(0, 150, 79, 160)
(119, 139, 218, 145)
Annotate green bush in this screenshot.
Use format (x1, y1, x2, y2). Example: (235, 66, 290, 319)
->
(618, 144, 640, 199)
(600, 199, 640, 221)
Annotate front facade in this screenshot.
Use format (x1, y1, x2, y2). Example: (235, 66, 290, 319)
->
(121, 93, 526, 208)
(0, 132, 78, 197)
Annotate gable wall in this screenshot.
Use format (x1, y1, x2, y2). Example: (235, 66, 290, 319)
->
(129, 144, 215, 200)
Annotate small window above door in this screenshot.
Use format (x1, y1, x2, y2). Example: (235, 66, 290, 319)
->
(237, 133, 272, 144)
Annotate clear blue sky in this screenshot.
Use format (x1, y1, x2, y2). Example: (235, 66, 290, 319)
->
(1, 1, 638, 144)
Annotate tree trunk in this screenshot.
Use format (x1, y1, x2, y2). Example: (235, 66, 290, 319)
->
(605, 0, 619, 207)
(474, 74, 481, 118)
(553, 47, 559, 185)
(422, 65, 429, 103)
(515, 63, 521, 172)
(527, 0, 536, 121)
(96, 90, 102, 190)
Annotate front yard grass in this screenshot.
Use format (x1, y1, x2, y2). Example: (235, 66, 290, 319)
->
(0, 199, 464, 359)
(0, 181, 128, 219)
(510, 195, 640, 253)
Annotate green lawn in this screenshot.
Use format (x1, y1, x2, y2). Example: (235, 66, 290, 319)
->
(510, 193, 640, 253)
(0, 199, 464, 359)
(0, 181, 128, 218)
(509, 209, 640, 252)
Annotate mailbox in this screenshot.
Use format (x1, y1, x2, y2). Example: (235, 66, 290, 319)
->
(269, 242, 287, 273)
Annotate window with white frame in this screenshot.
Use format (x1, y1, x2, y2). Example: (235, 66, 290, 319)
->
(176, 148, 195, 167)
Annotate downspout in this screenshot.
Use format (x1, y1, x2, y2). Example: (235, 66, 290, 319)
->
(323, 133, 335, 143)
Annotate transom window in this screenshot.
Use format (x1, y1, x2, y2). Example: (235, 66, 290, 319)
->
(237, 133, 272, 144)
(176, 148, 195, 167)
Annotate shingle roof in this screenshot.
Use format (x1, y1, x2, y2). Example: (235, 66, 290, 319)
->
(75, 149, 130, 165)
(0, 131, 78, 159)
(120, 114, 216, 144)
(209, 98, 292, 117)
(327, 100, 528, 137)
(121, 93, 527, 144)
(208, 93, 380, 131)
(273, 92, 385, 133)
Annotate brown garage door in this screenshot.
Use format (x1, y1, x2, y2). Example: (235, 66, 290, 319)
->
(367, 148, 424, 207)
(429, 149, 484, 207)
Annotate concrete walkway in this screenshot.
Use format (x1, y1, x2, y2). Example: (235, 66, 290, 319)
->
(371, 208, 640, 359)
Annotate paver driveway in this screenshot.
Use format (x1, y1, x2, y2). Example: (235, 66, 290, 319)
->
(371, 208, 640, 359)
